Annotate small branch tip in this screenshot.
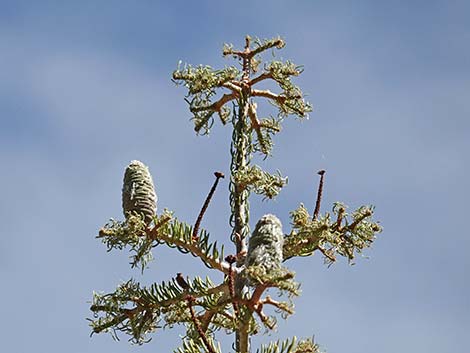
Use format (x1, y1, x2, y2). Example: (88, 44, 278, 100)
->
(245, 36, 251, 50)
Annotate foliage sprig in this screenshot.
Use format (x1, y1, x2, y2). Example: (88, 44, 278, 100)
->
(284, 203, 382, 264)
(256, 336, 321, 353)
(234, 165, 287, 200)
(97, 213, 153, 270)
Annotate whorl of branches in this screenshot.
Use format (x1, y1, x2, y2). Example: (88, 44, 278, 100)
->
(172, 36, 312, 155)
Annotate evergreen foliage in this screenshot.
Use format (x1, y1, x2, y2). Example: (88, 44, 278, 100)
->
(89, 36, 382, 353)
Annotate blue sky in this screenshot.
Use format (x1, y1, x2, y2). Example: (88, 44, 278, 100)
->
(1, 1, 469, 352)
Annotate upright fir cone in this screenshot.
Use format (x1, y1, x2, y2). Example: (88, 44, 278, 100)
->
(122, 160, 157, 224)
(245, 214, 284, 270)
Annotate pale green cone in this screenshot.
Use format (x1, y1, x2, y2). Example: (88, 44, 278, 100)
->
(122, 160, 157, 224)
(246, 214, 284, 270)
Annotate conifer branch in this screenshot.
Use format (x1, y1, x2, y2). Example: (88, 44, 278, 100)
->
(284, 204, 381, 263)
(89, 277, 230, 344)
(172, 65, 239, 94)
(147, 222, 230, 273)
(250, 37, 285, 57)
(224, 36, 285, 60)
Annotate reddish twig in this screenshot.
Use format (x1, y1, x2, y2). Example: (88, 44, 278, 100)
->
(192, 171, 225, 241)
(247, 102, 269, 153)
(249, 72, 273, 86)
(225, 255, 239, 315)
(233, 232, 247, 265)
(191, 93, 238, 114)
(242, 36, 252, 81)
(145, 214, 172, 240)
(313, 170, 326, 220)
(251, 89, 286, 103)
(261, 295, 294, 314)
(249, 284, 269, 307)
(253, 305, 275, 329)
(335, 207, 345, 231)
(186, 295, 217, 353)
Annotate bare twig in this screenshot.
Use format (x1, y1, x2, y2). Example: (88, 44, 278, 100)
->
(238, 286, 277, 331)
(247, 102, 270, 153)
(335, 207, 345, 231)
(262, 295, 294, 315)
(186, 295, 217, 353)
(253, 305, 275, 329)
(225, 255, 239, 315)
(313, 170, 326, 220)
(193, 171, 225, 241)
(250, 284, 269, 306)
